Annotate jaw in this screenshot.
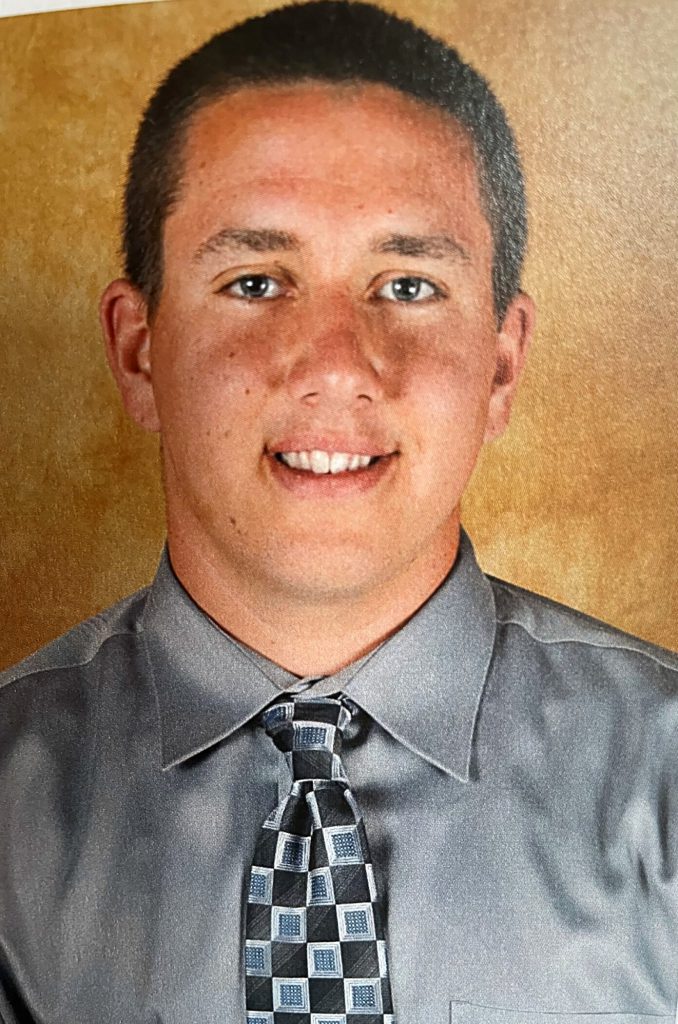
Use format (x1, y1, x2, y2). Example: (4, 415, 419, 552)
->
(162, 423, 465, 609)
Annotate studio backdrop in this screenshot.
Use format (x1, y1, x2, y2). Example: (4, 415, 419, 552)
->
(0, 0, 676, 666)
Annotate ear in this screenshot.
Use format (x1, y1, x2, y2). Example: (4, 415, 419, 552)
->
(484, 291, 536, 443)
(99, 278, 160, 433)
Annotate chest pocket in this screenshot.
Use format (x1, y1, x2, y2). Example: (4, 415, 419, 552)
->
(448, 1003, 671, 1024)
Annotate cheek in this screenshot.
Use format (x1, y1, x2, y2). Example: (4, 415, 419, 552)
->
(394, 335, 496, 482)
(151, 318, 270, 431)
(394, 318, 495, 413)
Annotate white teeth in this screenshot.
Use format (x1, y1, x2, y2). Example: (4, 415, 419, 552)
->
(309, 450, 331, 473)
(329, 452, 350, 474)
(278, 450, 378, 474)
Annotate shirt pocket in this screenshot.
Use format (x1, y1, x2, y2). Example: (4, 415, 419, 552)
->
(448, 1003, 671, 1024)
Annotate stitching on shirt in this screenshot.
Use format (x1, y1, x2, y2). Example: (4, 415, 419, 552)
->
(492, 581, 678, 676)
(72, 656, 105, 869)
(0, 590, 150, 692)
(0, 627, 135, 691)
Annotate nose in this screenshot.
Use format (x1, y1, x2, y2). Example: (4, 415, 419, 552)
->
(283, 297, 384, 410)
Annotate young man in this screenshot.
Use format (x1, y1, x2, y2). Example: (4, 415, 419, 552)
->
(1, 3, 677, 1022)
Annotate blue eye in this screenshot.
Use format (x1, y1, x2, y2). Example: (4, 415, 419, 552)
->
(225, 274, 282, 300)
(377, 277, 440, 302)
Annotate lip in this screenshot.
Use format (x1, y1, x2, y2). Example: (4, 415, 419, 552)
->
(266, 449, 398, 497)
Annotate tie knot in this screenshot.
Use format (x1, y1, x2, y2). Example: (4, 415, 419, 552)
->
(262, 696, 355, 782)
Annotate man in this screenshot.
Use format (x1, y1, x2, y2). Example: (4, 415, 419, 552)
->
(1, 2, 677, 1022)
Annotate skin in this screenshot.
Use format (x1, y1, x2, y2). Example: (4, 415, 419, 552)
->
(101, 81, 534, 675)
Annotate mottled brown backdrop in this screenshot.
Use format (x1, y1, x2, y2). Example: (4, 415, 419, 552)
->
(1, 0, 676, 667)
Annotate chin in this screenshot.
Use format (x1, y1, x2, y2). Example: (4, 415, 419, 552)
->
(255, 544, 394, 603)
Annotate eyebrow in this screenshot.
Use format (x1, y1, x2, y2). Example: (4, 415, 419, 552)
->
(372, 233, 470, 262)
(193, 227, 300, 262)
(192, 226, 470, 264)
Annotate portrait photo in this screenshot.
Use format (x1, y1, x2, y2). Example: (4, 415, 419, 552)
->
(1, 0, 676, 667)
(1, 1, 677, 1021)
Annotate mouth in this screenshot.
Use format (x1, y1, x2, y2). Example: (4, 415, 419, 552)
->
(265, 443, 398, 495)
(273, 449, 385, 475)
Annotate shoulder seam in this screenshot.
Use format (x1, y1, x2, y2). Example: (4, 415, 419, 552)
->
(0, 610, 147, 692)
(496, 613, 678, 675)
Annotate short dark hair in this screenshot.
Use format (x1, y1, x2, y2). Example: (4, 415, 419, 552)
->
(124, 0, 527, 323)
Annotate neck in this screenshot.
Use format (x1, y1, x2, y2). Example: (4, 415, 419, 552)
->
(166, 521, 461, 677)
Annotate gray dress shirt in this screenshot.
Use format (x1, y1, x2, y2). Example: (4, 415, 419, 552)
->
(2, 531, 678, 1024)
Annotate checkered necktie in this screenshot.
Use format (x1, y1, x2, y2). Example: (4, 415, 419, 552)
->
(244, 696, 395, 1022)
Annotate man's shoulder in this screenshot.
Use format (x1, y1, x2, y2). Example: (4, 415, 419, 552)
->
(487, 573, 678, 679)
(0, 585, 151, 697)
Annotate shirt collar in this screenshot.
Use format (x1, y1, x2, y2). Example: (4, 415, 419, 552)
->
(141, 529, 496, 782)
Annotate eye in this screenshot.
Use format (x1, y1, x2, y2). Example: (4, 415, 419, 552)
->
(376, 276, 442, 303)
(222, 274, 283, 300)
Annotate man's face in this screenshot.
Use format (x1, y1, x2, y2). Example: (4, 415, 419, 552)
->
(106, 82, 531, 603)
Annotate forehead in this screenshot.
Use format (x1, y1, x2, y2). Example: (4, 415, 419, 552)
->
(186, 78, 472, 152)
(167, 80, 489, 251)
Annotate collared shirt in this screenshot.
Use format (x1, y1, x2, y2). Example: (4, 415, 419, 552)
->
(2, 531, 678, 1024)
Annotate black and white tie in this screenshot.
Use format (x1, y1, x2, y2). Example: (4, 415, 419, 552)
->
(244, 695, 395, 1022)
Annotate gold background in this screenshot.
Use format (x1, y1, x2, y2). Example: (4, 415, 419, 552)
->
(1, 0, 676, 667)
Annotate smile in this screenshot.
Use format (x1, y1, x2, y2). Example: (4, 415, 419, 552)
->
(275, 450, 380, 474)
(267, 443, 397, 496)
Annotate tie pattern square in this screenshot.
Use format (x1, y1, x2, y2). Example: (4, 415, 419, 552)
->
(245, 697, 395, 1023)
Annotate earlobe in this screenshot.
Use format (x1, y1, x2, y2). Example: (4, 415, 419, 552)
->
(484, 290, 536, 443)
(99, 279, 160, 433)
